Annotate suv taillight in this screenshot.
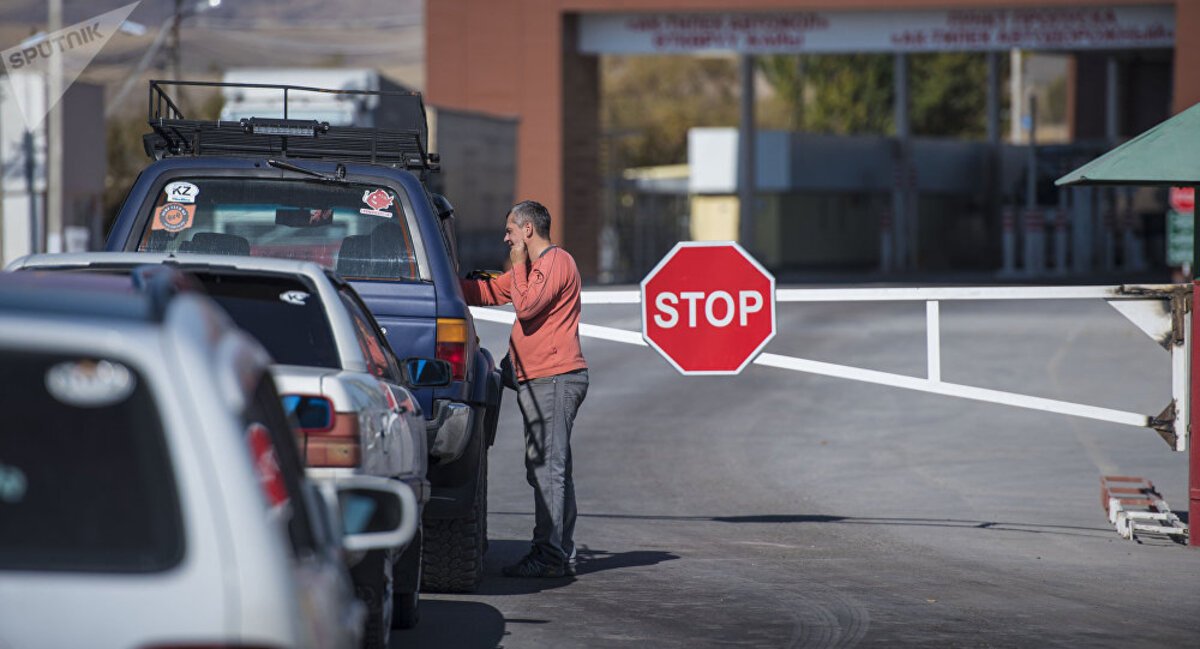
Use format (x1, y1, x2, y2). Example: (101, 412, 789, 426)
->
(284, 394, 361, 468)
(246, 423, 289, 508)
(305, 411, 361, 467)
(282, 394, 361, 468)
(436, 317, 467, 381)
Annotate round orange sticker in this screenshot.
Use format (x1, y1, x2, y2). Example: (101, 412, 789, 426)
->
(154, 202, 195, 232)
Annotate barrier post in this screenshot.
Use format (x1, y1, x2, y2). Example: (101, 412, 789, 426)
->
(1023, 208, 1044, 276)
(1053, 207, 1069, 275)
(1103, 201, 1117, 271)
(892, 168, 907, 270)
(1002, 207, 1017, 275)
(1192, 184, 1199, 547)
(880, 208, 894, 273)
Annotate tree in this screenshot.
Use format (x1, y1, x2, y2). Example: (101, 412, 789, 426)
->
(756, 52, 993, 139)
(909, 52, 988, 138)
(602, 55, 740, 168)
(104, 89, 224, 231)
(756, 55, 805, 130)
(802, 54, 895, 135)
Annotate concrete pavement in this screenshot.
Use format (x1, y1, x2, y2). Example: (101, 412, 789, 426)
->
(395, 293, 1199, 648)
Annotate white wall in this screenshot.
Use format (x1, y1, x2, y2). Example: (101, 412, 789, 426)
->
(0, 74, 105, 265)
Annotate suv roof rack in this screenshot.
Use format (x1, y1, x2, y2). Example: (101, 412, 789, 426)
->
(144, 80, 439, 172)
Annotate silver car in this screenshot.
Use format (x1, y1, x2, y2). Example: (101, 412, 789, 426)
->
(0, 270, 416, 649)
(10, 252, 465, 642)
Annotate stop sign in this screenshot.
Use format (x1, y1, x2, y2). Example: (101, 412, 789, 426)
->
(1170, 187, 1194, 214)
(641, 242, 776, 375)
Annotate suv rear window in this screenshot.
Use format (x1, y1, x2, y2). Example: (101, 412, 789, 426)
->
(0, 350, 183, 573)
(136, 178, 420, 281)
(190, 272, 341, 369)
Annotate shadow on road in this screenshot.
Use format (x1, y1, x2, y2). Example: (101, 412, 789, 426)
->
(574, 544, 680, 576)
(492, 510, 1112, 539)
(476, 539, 680, 595)
(390, 600, 505, 649)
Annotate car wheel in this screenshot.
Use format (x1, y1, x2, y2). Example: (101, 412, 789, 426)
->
(352, 550, 393, 649)
(421, 454, 486, 593)
(392, 526, 422, 629)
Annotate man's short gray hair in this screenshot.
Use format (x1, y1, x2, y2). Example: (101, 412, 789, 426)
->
(509, 200, 551, 239)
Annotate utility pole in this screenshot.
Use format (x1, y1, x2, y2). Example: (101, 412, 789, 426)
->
(24, 131, 38, 255)
(170, 0, 189, 111)
(1009, 49, 1023, 144)
(737, 54, 756, 254)
(172, 0, 183, 81)
(46, 0, 63, 253)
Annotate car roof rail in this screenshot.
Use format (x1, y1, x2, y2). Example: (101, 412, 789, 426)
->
(143, 80, 439, 174)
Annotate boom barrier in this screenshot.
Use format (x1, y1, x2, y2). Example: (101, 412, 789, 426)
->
(477, 284, 1189, 450)
(471, 283, 1193, 544)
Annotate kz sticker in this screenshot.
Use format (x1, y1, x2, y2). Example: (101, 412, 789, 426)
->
(164, 181, 199, 204)
(152, 202, 195, 232)
(360, 189, 394, 218)
(280, 290, 310, 305)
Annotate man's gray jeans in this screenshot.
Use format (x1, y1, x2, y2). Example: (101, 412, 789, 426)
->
(515, 369, 588, 567)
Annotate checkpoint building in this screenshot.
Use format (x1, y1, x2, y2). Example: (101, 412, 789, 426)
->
(427, 1, 1197, 281)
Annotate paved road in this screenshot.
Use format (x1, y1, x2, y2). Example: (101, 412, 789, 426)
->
(396, 292, 1199, 648)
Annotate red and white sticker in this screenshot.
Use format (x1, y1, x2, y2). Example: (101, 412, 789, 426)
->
(151, 203, 195, 232)
(246, 422, 289, 509)
(360, 189, 394, 218)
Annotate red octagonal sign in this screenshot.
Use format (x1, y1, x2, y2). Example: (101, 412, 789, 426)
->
(641, 242, 776, 375)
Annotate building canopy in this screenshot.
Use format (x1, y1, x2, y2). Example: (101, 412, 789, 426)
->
(1057, 102, 1200, 187)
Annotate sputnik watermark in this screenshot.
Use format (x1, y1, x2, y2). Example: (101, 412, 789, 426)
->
(6, 23, 108, 71)
(1, 2, 140, 129)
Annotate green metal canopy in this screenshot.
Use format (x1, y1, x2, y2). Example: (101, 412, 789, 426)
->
(1057, 102, 1200, 187)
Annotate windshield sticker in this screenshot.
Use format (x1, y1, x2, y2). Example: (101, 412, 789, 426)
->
(45, 359, 136, 408)
(360, 188, 395, 218)
(280, 290, 310, 305)
(152, 202, 195, 232)
(0, 462, 28, 504)
(308, 208, 333, 225)
(164, 181, 199, 204)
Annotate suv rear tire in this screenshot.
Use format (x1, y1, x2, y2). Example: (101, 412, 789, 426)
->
(352, 550, 393, 649)
(392, 526, 422, 629)
(421, 456, 486, 593)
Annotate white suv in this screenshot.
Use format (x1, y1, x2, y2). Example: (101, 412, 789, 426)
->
(0, 270, 415, 649)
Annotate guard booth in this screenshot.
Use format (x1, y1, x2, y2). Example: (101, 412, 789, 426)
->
(1058, 101, 1200, 546)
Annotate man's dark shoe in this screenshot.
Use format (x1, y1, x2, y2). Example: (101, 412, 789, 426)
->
(502, 554, 568, 578)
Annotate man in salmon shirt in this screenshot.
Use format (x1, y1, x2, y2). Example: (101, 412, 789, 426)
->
(460, 200, 589, 578)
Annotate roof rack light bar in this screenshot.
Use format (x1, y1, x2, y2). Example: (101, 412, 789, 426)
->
(240, 118, 330, 138)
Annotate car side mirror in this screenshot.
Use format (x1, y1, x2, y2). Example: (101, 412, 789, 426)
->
(281, 394, 333, 431)
(432, 193, 455, 220)
(321, 475, 418, 553)
(400, 357, 452, 388)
